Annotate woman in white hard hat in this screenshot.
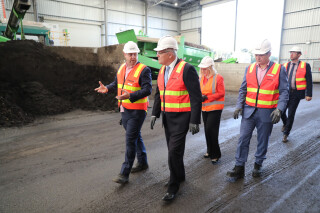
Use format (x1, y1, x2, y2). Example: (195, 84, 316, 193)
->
(199, 56, 225, 164)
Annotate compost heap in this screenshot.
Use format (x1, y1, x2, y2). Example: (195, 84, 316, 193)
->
(0, 40, 117, 127)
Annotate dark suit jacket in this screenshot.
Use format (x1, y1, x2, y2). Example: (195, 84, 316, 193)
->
(285, 61, 313, 99)
(106, 62, 152, 103)
(236, 61, 289, 122)
(152, 58, 202, 124)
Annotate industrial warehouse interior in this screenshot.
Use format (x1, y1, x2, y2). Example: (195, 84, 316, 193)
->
(0, 0, 319, 212)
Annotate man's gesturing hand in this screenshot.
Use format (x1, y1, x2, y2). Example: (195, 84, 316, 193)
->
(94, 81, 108, 94)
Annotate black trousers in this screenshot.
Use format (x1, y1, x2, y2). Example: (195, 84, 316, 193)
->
(281, 90, 301, 136)
(202, 110, 222, 159)
(163, 112, 190, 194)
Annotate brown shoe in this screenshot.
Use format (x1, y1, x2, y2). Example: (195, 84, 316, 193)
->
(282, 135, 288, 143)
(281, 125, 285, 132)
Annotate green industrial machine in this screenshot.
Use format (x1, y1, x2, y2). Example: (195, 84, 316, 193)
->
(116, 29, 214, 79)
(0, 0, 50, 45)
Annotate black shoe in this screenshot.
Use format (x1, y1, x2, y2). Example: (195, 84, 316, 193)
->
(112, 174, 129, 184)
(203, 153, 209, 158)
(281, 125, 285, 132)
(162, 192, 175, 201)
(252, 163, 262, 178)
(226, 166, 245, 181)
(211, 158, 219, 164)
(131, 163, 149, 173)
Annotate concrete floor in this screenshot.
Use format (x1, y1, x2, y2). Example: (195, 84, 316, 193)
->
(0, 85, 319, 213)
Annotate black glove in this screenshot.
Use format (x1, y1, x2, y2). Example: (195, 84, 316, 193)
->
(189, 123, 200, 135)
(270, 108, 281, 124)
(233, 108, 243, 119)
(150, 116, 156, 130)
(119, 118, 122, 125)
(202, 95, 208, 102)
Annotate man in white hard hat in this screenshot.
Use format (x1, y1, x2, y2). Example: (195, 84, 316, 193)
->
(95, 41, 152, 184)
(150, 35, 202, 201)
(227, 39, 289, 181)
(281, 46, 313, 142)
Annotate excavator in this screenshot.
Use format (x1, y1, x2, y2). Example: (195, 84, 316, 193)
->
(0, 0, 31, 42)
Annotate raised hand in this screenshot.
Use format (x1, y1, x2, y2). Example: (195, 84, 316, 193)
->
(94, 81, 108, 94)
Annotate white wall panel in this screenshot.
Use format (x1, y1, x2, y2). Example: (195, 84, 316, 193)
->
(107, 0, 126, 11)
(147, 29, 162, 38)
(282, 26, 320, 44)
(148, 17, 162, 29)
(284, 8, 320, 29)
(126, 13, 143, 27)
(108, 35, 118, 45)
(181, 5, 202, 44)
(183, 31, 200, 44)
(280, 0, 320, 73)
(285, 0, 320, 13)
(46, 20, 101, 47)
(126, 0, 145, 15)
(148, 6, 163, 18)
(163, 7, 178, 20)
(163, 19, 177, 31)
(108, 10, 126, 24)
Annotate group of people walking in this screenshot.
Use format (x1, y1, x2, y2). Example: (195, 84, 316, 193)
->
(95, 37, 313, 202)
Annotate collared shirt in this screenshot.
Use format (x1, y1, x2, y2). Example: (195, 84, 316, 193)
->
(257, 61, 270, 85)
(166, 57, 178, 80)
(120, 63, 136, 112)
(288, 62, 298, 89)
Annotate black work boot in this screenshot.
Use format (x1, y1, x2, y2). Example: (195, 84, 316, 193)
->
(131, 163, 149, 173)
(252, 163, 262, 178)
(227, 165, 245, 181)
(112, 174, 129, 184)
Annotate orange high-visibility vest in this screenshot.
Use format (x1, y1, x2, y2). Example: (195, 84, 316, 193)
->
(200, 74, 225, 111)
(283, 61, 307, 90)
(117, 62, 148, 110)
(157, 60, 191, 112)
(246, 63, 281, 108)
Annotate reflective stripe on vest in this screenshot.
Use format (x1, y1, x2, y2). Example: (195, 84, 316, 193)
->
(296, 61, 307, 90)
(283, 61, 307, 90)
(200, 74, 225, 111)
(117, 63, 148, 110)
(245, 63, 281, 108)
(157, 60, 191, 112)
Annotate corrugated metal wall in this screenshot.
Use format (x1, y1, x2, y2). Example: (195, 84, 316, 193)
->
(180, 4, 202, 44)
(147, 5, 178, 38)
(3, 0, 180, 47)
(280, 0, 320, 81)
(4, 0, 103, 47)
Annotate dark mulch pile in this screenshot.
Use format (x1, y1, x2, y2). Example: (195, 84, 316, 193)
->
(0, 40, 117, 127)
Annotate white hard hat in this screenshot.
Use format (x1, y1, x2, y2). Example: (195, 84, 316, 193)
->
(198, 56, 214, 68)
(154, 35, 178, 51)
(252, 39, 271, 55)
(123, 41, 140, 53)
(290, 46, 302, 53)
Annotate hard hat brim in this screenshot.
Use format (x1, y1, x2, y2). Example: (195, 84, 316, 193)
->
(252, 49, 270, 55)
(123, 50, 140, 54)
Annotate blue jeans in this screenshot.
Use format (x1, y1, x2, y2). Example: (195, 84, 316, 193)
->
(235, 109, 273, 166)
(120, 109, 147, 177)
